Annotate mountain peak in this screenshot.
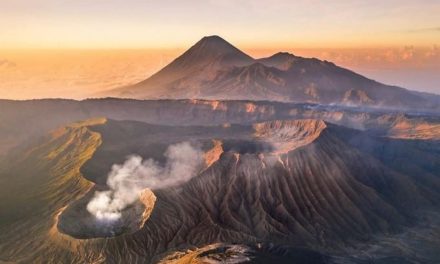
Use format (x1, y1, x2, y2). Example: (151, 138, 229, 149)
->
(131, 35, 254, 89)
(200, 35, 227, 42)
(257, 52, 300, 70)
(271, 52, 297, 58)
(189, 36, 253, 63)
(149, 35, 254, 75)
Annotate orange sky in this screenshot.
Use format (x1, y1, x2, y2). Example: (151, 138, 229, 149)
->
(0, 1, 439, 98)
(0, 46, 439, 100)
(1, 1, 439, 49)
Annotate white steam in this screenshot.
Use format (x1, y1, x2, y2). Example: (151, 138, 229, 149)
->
(87, 142, 204, 221)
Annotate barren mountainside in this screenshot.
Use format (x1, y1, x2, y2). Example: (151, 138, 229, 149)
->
(104, 36, 440, 111)
(2, 98, 439, 156)
(0, 117, 439, 263)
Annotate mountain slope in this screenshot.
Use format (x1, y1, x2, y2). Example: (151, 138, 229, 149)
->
(256, 52, 426, 107)
(0, 119, 105, 263)
(0, 118, 439, 263)
(74, 119, 440, 262)
(113, 35, 254, 98)
(103, 36, 438, 111)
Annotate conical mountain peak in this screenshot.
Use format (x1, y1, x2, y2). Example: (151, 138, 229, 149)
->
(133, 35, 254, 88)
(198, 35, 229, 44)
(184, 35, 254, 65)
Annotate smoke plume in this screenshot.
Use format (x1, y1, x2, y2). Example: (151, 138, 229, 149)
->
(87, 141, 204, 221)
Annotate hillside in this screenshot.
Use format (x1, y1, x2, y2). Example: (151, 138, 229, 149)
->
(0, 119, 105, 263)
(103, 36, 439, 111)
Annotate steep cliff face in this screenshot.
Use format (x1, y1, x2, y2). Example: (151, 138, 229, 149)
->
(253, 119, 327, 153)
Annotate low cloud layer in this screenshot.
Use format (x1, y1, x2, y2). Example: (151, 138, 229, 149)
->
(87, 142, 204, 221)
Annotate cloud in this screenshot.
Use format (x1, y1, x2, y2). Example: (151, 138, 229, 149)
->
(0, 59, 17, 69)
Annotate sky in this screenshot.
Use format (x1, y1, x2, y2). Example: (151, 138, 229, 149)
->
(0, 0, 439, 99)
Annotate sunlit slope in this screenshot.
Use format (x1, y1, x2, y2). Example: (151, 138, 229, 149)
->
(0, 118, 105, 263)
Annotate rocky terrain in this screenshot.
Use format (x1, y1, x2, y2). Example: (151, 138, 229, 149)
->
(0, 104, 439, 263)
(1, 98, 439, 156)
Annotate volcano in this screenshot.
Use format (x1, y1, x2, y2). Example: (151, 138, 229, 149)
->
(103, 36, 439, 112)
(0, 98, 439, 263)
(112, 35, 254, 99)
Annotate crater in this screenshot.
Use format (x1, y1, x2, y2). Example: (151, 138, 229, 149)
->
(253, 119, 327, 153)
(55, 120, 326, 240)
(57, 188, 156, 239)
(222, 139, 275, 154)
(56, 139, 221, 239)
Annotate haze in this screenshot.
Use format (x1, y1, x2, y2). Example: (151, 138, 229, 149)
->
(2, 0, 439, 49)
(0, 0, 439, 99)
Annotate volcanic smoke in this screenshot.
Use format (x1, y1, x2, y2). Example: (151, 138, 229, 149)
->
(87, 142, 204, 221)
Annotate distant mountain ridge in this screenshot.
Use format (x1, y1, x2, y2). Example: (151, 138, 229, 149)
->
(104, 35, 439, 111)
